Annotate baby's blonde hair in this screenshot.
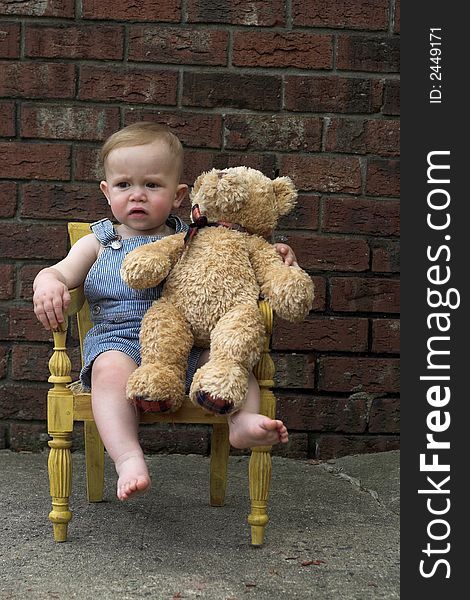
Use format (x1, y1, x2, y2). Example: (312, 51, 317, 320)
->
(101, 122, 184, 181)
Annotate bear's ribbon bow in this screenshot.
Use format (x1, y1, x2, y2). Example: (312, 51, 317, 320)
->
(183, 204, 245, 244)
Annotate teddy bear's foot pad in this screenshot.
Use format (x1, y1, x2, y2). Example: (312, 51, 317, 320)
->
(131, 397, 174, 413)
(196, 391, 234, 415)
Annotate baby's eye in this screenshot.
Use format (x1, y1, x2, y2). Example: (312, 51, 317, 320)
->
(146, 182, 160, 189)
(116, 182, 129, 189)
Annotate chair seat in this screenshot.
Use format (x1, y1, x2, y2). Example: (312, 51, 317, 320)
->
(73, 392, 228, 425)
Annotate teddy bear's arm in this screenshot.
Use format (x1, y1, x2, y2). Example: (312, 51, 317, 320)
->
(121, 232, 186, 290)
(247, 235, 314, 322)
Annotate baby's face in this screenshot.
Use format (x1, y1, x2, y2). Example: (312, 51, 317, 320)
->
(100, 141, 186, 236)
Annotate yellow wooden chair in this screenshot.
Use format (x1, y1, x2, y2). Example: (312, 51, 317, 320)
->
(46, 222, 277, 546)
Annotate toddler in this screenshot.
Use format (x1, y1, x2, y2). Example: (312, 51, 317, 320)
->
(33, 122, 295, 501)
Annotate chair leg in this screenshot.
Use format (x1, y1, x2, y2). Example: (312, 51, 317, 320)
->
(209, 423, 230, 506)
(47, 326, 74, 542)
(48, 432, 73, 542)
(84, 421, 105, 502)
(248, 447, 272, 545)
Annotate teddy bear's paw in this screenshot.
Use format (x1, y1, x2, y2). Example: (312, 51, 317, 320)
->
(195, 391, 234, 415)
(267, 268, 314, 322)
(190, 362, 248, 415)
(126, 365, 184, 413)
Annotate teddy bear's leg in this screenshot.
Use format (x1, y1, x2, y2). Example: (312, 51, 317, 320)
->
(190, 303, 265, 415)
(127, 297, 193, 412)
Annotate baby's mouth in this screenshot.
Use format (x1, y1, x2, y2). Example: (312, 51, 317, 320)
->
(129, 208, 148, 216)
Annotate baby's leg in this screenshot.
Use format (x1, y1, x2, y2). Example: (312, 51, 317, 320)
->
(228, 373, 289, 449)
(196, 350, 288, 448)
(91, 351, 150, 501)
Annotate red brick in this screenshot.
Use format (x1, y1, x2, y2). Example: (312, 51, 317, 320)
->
(278, 193, 320, 231)
(318, 357, 400, 393)
(325, 117, 400, 156)
(322, 196, 400, 236)
(73, 145, 101, 181)
(0, 345, 6, 378)
(0, 22, 19, 57)
(82, 0, 181, 21)
(369, 397, 400, 433)
(9, 422, 49, 452)
(3, 224, 67, 259)
(183, 71, 281, 111)
(383, 79, 400, 115)
(0, 264, 14, 300)
(4, 308, 52, 342)
(139, 424, 209, 455)
(280, 155, 361, 194)
(0, 142, 70, 180)
(330, 277, 400, 313)
(11, 344, 50, 380)
(0, 181, 17, 217)
(285, 75, 383, 114)
(314, 434, 399, 460)
(233, 31, 332, 69)
(273, 353, 315, 389)
(21, 105, 120, 142)
(0, 100, 15, 137)
(277, 394, 368, 432)
(337, 35, 399, 73)
(25, 24, 123, 60)
(225, 114, 321, 152)
(124, 109, 222, 149)
(311, 276, 326, 311)
(19, 265, 43, 300)
(182, 149, 276, 186)
(275, 232, 369, 272)
(273, 316, 368, 352)
(187, 0, 285, 26)
(79, 66, 178, 105)
(371, 239, 400, 273)
(292, 0, 388, 30)
(372, 319, 400, 353)
(0, 0, 74, 17)
(129, 26, 228, 65)
(21, 182, 112, 221)
(394, 0, 400, 34)
(0, 383, 46, 419)
(366, 159, 400, 197)
(0, 61, 75, 99)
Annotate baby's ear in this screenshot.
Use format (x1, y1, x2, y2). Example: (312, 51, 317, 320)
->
(100, 180, 111, 205)
(272, 176, 297, 216)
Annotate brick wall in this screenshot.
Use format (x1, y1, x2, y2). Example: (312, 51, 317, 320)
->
(0, 0, 400, 459)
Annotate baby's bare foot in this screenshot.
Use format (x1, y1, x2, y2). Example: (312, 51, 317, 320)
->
(228, 411, 289, 449)
(115, 452, 151, 501)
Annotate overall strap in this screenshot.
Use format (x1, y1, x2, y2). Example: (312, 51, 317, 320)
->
(89, 218, 120, 246)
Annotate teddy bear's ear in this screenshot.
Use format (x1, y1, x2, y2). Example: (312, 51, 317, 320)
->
(272, 176, 297, 216)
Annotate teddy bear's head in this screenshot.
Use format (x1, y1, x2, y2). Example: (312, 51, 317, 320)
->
(190, 166, 297, 237)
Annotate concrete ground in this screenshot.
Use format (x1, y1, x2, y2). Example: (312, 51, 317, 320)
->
(0, 449, 399, 599)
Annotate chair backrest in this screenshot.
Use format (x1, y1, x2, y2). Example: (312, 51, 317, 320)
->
(68, 222, 94, 359)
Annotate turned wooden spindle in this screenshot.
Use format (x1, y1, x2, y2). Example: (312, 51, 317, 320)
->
(248, 300, 275, 546)
(47, 321, 73, 542)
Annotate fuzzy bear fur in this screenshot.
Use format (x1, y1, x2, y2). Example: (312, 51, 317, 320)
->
(121, 166, 314, 415)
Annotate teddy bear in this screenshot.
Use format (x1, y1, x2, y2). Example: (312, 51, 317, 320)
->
(121, 166, 314, 415)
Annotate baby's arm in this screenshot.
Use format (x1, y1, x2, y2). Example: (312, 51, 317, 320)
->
(33, 234, 99, 331)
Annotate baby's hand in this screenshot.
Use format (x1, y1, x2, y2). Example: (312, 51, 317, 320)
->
(274, 243, 298, 267)
(33, 276, 70, 331)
